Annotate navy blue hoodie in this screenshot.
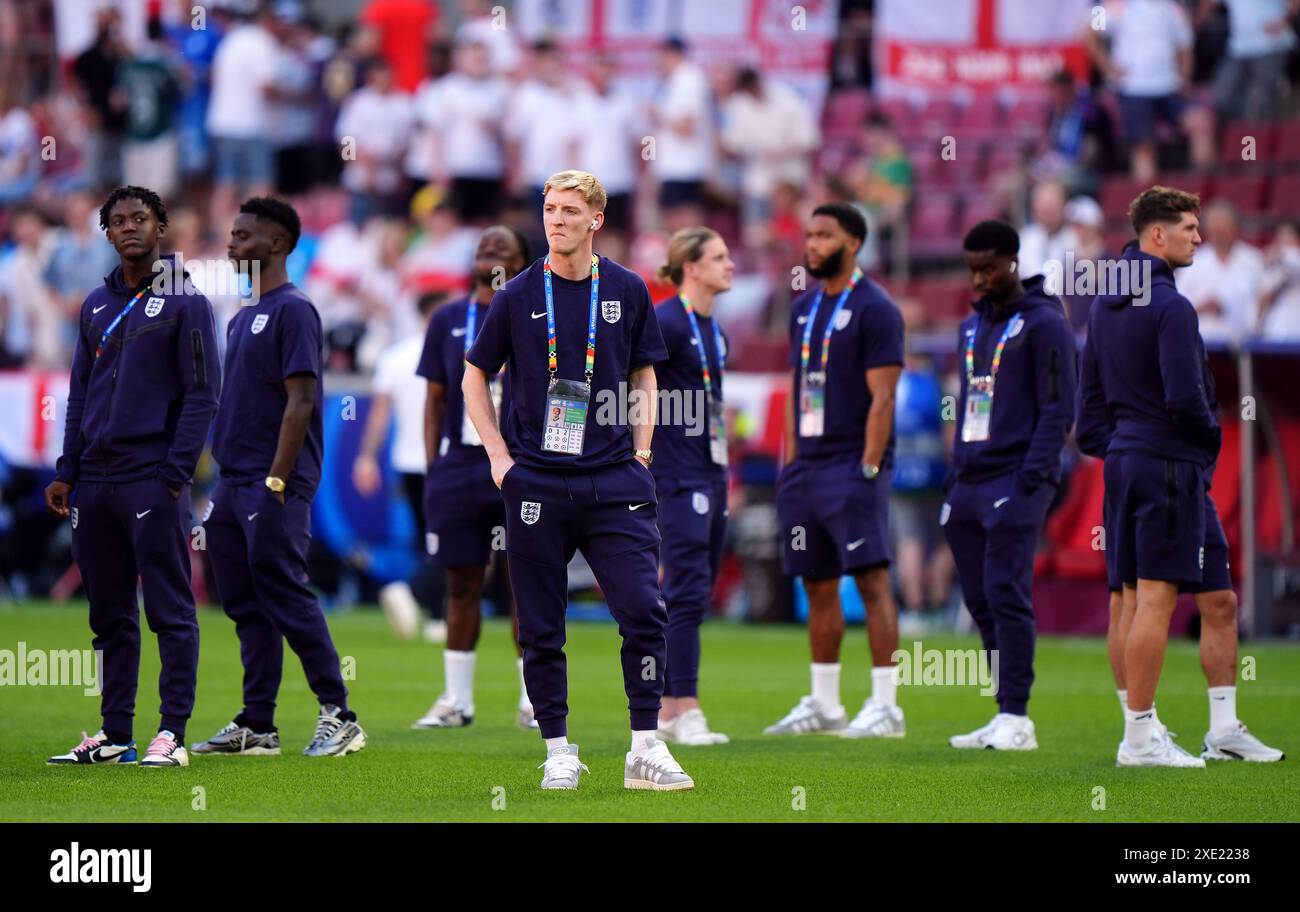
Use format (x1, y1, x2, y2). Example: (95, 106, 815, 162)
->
(56, 256, 222, 488)
(951, 274, 1077, 492)
(1076, 247, 1219, 468)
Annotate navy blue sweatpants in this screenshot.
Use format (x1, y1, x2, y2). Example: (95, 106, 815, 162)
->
(940, 472, 1054, 716)
(72, 478, 199, 741)
(656, 477, 727, 699)
(204, 481, 348, 725)
(500, 460, 667, 739)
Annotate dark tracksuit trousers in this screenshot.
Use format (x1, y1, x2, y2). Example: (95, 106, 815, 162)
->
(940, 472, 1054, 716)
(204, 481, 348, 726)
(656, 478, 728, 698)
(72, 477, 199, 741)
(500, 459, 667, 739)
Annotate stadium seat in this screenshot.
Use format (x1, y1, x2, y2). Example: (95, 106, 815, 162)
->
(1218, 121, 1278, 167)
(1158, 170, 1211, 200)
(1100, 175, 1148, 217)
(959, 94, 1003, 130)
(1268, 172, 1300, 217)
(907, 196, 959, 257)
(1276, 121, 1300, 164)
(822, 89, 873, 141)
(1208, 173, 1269, 216)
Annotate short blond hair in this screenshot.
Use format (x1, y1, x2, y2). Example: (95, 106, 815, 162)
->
(542, 170, 607, 213)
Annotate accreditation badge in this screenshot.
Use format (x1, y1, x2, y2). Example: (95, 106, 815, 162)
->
(708, 399, 727, 466)
(542, 377, 591, 455)
(462, 376, 503, 446)
(799, 372, 826, 438)
(962, 376, 994, 443)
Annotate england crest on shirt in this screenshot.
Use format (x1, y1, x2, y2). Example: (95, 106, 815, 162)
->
(145, 297, 165, 318)
(426, 533, 439, 555)
(601, 300, 621, 324)
(521, 501, 542, 525)
(834, 309, 853, 331)
(692, 492, 709, 515)
(250, 314, 269, 334)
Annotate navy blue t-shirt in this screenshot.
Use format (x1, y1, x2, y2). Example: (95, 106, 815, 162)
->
(652, 294, 728, 484)
(788, 276, 905, 464)
(416, 296, 511, 463)
(465, 256, 667, 471)
(212, 282, 324, 496)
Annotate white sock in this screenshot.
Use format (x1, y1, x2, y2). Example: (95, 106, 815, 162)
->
(1208, 686, 1238, 735)
(544, 736, 568, 752)
(517, 657, 532, 712)
(1124, 703, 1155, 750)
(871, 665, 898, 708)
(811, 662, 841, 709)
(1116, 688, 1127, 714)
(631, 729, 658, 754)
(444, 650, 476, 712)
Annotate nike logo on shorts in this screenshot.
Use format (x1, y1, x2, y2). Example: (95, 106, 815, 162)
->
(846, 538, 866, 551)
(451, 327, 467, 336)
(247, 513, 258, 521)
(532, 311, 547, 319)
(135, 509, 151, 519)
(993, 497, 1009, 509)
(629, 503, 649, 511)
(93, 305, 108, 314)
(796, 315, 808, 324)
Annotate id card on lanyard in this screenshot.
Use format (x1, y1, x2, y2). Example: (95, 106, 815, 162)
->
(459, 300, 503, 446)
(798, 269, 862, 438)
(540, 255, 599, 456)
(680, 295, 727, 466)
(961, 311, 1022, 443)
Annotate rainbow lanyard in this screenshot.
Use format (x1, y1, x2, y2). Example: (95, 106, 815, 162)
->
(95, 288, 148, 360)
(680, 294, 725, 403)
(800, 268, 862, 380)
(965, 311, 1023, 386)
(542, 254, 600, 379)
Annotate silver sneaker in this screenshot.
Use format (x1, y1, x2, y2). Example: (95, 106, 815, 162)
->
(763, 696, 847, 735)
(412, 695, 473, 729)
(539, 744, 589, 789)
(517, 707, 540, 730)
(841, 701, 906, 739)
(624, 739, 694, 791)
(303, 704, 367, 757)
(1117, 730, 1205, 768)
(1202, 722, 1285, 762)
(192, 721, 281, 755)
(658, 708, 729, 745)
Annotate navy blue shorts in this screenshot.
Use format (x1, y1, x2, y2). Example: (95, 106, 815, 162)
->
(423, 452, 505, 567)
(777, 458, 891, 580)
(1117, 93, 1188, 144)
(1105, 451, 1206, 587)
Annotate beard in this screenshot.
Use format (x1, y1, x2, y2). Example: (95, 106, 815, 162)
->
(807, 246, 846, 279)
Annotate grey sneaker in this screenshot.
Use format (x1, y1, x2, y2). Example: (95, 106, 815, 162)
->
(517, 706, 540, 730)
(412, 695, 473, 729)
(1202, 721, 1285, 762)
(624, 739, 694, 791)
(192, 721, 281, 755)
(840, 701, 906, 739)
(538, 744, 589, 789)
(303, 704, 367, 757)
(763, 696, 847, 735)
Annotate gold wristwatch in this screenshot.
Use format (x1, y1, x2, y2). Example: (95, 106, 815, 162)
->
(634, 449, 653, 465)
(265, 476, 286, 494)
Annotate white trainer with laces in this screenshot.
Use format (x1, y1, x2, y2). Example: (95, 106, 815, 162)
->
(412, 694, 473, 729)
(762, 696, 847, 735)
(840, 701, 905, 739)
(624, 739, 695, 791)
(949, 714, 1002, 749)
(983, 714, 1037, 750)
(659, 708, 729, 745)
(139, 730, 189, 767)
(1117, 730, 1206, 768)
(539, 744, 589, 789)
(1202, 722, 1285, 762)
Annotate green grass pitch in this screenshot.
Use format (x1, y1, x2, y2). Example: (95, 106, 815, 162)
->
(1, 603, 1296, 822)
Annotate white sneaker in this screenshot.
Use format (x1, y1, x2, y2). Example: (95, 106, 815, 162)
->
(624, 739, 695, 791)
(1117, 730, 1206, 768)
(763, 696, 847, 735)
(517, 706, 540, 729)
(412, 694, 473, 729)
(538, 744, 589, 789)
(984, 714, 1037, 750)
(380, 581, 420, 640)
(1202, 722, 1285, 762)
(659, 708, 729, 745)
(423, 620, 447, 644)
(139, 730, 189, 767)
(949, 714, 1002, 749)
(840, 701, 905, 739)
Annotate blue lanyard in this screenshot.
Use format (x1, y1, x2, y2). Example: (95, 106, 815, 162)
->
(464, 300, 478, 357)
(95, 289, 147, 360)
(680, 295, 725, 402)
(542, 255, 600, 379)
(800, 268, 862, 377)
